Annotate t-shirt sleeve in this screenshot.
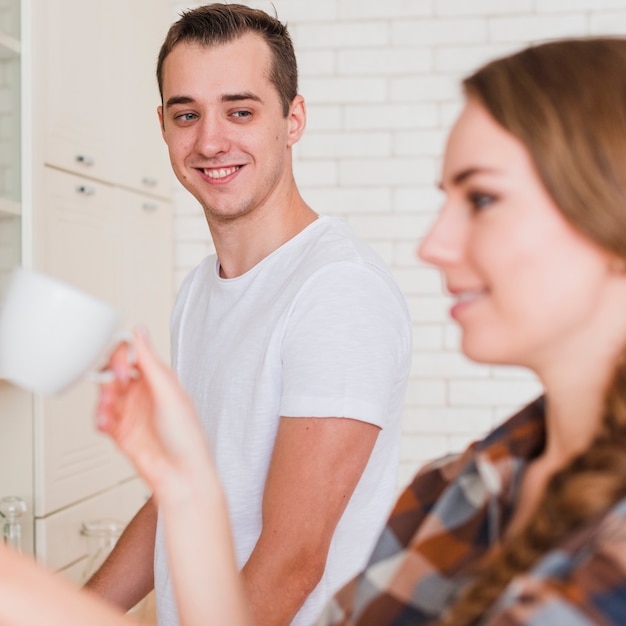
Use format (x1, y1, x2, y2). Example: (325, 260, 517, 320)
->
(279, 261, 412, 428)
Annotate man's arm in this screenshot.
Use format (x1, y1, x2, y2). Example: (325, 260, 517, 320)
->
(241, 415, 380, 626)
(84, 496, 157, 611)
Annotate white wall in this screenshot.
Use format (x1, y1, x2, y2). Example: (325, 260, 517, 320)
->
(166, 0, 626, 489)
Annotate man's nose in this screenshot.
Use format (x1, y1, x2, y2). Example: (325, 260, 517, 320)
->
(194, 115, 230, 157)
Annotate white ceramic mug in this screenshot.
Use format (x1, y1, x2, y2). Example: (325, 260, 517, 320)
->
(0, 267, 124, 395)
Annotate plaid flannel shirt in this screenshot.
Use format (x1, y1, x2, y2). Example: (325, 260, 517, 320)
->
(316, 397, 626, 626)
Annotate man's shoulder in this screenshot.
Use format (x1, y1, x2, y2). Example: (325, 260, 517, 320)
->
(177, 254, 217, 292)
(170, 255, 217, 322)
(288, 216, 395, 282)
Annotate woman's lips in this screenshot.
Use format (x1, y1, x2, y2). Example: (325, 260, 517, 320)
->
(449, 289, 487, 320)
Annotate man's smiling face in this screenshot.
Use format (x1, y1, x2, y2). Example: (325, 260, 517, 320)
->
(158, 33, 301, 225)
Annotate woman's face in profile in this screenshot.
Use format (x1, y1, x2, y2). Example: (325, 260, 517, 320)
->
(419, 98, 616, 373)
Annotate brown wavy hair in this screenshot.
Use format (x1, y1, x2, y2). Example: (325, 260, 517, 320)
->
(438, 38, 626, 626)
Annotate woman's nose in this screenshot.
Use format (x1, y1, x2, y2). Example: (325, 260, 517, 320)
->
(418, 206, 465, 269)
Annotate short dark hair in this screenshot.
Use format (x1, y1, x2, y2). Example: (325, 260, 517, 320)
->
(156, 3, 298, 117)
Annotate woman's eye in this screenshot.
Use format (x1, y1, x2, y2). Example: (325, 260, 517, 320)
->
(468, 192, 495, 211)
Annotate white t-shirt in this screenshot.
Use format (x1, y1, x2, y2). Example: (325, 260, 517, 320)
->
(155, 216, 412, 626)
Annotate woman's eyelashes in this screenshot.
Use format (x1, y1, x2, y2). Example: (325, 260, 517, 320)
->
(467, 190, 497, 212)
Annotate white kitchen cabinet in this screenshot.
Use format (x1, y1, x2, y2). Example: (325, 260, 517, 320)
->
(115, 0, 172, 198)
(33, 170, 132, 517)
(0, 0, 32, 551)
(0, 0, 20, 296)
(36, 477, 148, 583)
(35, 0, 171, 198)
(37, 169, 121, 312)
(0, 0, 174, 576)
(36, 0, 117, 183)
(119, 188, 173, 360)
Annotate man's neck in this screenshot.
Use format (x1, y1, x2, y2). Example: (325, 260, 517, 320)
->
(209, 196, 318, 279)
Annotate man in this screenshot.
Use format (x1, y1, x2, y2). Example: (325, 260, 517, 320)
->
(85, 5, 412, 626)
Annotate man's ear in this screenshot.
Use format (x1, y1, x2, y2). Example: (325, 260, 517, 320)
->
(158, 105, 166, 138)
(286, 95, 306, 147)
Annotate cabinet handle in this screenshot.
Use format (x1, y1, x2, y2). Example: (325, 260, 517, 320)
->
(76, 185, 96, 196)
(75, 154, 95, 166)
(142, 202, 158, 212)
(142, 177, 158, 188)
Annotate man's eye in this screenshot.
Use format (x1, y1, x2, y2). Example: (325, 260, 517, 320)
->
(175, 112, 197, 122)
(232, 110, 252, 119)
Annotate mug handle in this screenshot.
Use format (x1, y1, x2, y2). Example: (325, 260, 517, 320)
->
(86, 331, 139, 384)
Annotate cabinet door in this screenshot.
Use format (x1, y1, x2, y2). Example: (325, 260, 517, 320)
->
(35, 168, 121, 307)
(34, 0, 117, 182)
(114, 0, 172, 198)
(118, 187, 173, 363)
(0, 382, 34, 554)
(35, 477, 149, 576)
(35, 382, 137, 516)
(33, 168, 134, 516)
(0, 213, 20, 294)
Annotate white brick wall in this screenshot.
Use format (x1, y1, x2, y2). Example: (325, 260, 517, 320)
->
(167, 0, 626, 490)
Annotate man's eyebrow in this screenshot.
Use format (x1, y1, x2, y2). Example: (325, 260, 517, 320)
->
(221, 92, 262, 104)
(165, 95, 195, 108)
(165, 92, 263, 109)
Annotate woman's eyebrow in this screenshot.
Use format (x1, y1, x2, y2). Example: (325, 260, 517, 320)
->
(440, 166, 502, 190)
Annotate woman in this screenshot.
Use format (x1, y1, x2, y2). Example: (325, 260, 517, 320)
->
(319, 36, 626, 626)
(3, 35, 626, 625)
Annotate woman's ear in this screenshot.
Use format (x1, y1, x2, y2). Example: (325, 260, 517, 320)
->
(609, 256, 626, 276)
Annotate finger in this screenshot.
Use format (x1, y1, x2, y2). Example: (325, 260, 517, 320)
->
(131, 328, 183, 399)
(91, 341, 136, 387)
(109, 340, 136, 383)
(94, 383, 120, 433)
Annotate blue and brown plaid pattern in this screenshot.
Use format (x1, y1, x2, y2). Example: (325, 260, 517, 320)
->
(316, 397, 626, 625)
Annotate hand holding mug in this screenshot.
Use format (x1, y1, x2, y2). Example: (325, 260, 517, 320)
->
(95, 329, 214, 497)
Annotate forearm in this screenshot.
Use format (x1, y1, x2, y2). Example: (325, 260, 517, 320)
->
(241, 537, 326, 626)
(0, 544, 129, 626)
(158, 462, 253, 626)
(242, 416, 381, 626)
(84, 496, 157, 610)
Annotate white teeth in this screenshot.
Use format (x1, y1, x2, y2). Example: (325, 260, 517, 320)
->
(204, 166, 239, 179)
